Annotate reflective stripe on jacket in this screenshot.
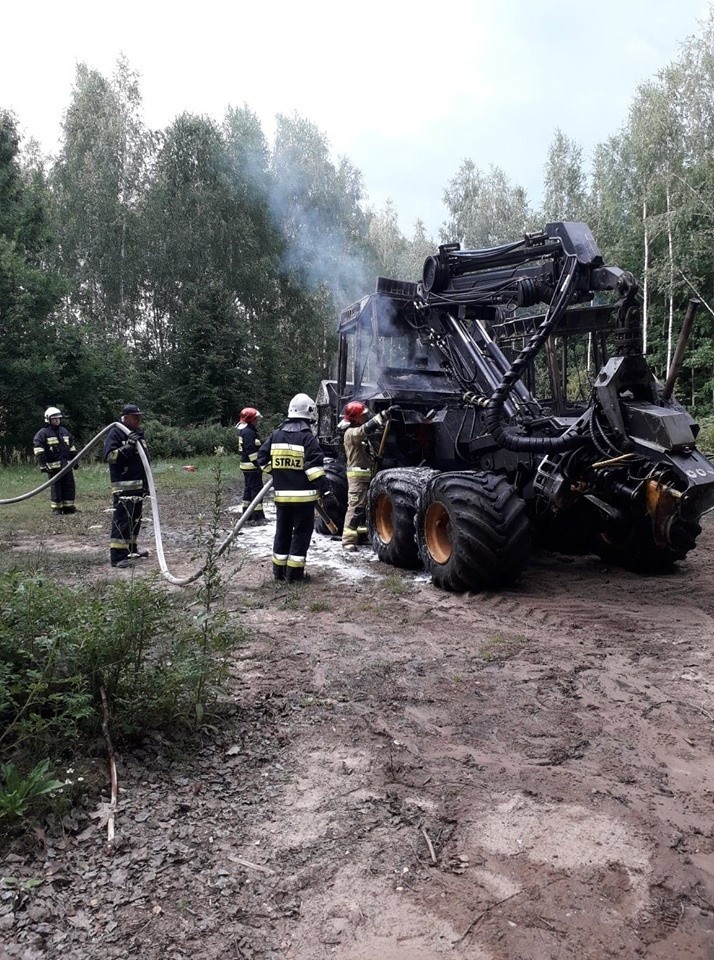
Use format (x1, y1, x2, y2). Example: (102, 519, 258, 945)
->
(257, 419, 326, 503)
(103, 424, 148, 492)
(236, 421, 261, 471)
(343, 412, 386, 479)
(33, 425, 77, 471)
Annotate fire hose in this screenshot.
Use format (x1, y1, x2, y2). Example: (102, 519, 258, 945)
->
(0, 422, 274, 587)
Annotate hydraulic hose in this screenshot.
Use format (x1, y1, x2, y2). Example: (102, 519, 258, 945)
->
(0, 422, 273, 588)
(484, 255, 587, 453)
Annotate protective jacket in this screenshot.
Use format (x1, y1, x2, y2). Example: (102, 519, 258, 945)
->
(236, 422, 261, 471)
(103, 425, 148, 494)
(257, 419, 327, 503)
(343, 412, 386, 479)
(33, 425, 77, 472)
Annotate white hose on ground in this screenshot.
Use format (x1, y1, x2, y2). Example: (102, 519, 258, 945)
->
(142, 442, 273, 586)
(0, 421, 273, 588)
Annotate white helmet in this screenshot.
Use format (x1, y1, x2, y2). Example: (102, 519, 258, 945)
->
(287, 393, 316, 421)
(44, 406, 63, 423)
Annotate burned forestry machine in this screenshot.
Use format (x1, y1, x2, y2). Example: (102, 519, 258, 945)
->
(315, 222, 714, 591)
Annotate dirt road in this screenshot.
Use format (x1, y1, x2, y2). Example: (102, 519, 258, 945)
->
(2, 505, 713, 959)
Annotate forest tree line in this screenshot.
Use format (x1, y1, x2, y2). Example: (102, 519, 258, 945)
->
(3, 12, 714, 456)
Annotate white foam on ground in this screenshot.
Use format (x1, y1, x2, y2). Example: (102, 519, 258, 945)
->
(224, 503, 381, 583)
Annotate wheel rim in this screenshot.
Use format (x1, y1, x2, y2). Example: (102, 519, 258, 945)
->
(424, 501, 452, 564)
(374, 492, 394, 544)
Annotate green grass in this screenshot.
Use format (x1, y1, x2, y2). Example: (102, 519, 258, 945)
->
(0, 456, 253, 595)
(0, 456, 248, 543)
(147, 456, 247, 490)
(479, 632, 507, 662)
(308, 599, 331, 612)
(0, 455, 245, 498)
(381, 573, 409, 596)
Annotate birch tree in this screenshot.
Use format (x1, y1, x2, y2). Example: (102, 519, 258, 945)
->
(442, 161, 532, 248)
(541, 129, 587, 222)
(51, 57, 150, 339)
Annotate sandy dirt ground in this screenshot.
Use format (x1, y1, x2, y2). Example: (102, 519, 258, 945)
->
(1, 495, 713, 960)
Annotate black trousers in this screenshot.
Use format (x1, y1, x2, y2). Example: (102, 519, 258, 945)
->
(110, 493, 144, 565)
(272, 502, 315, 582)
(49, 468, 76, 514)
(241, 469, 264, 516)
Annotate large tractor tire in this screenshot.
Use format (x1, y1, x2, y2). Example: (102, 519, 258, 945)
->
(315, 459, 348, 535)
(595, 514, 701, 572)
(367, 468, 438, 568)
(416, 471, 532, 592)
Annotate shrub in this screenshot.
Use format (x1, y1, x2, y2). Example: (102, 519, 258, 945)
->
(0, 760, 64, 823)
(144, 422, 238, 460)
(0, 452, 249, 833)
(695, 415, 714, 457)
(0, 570, 245, 758)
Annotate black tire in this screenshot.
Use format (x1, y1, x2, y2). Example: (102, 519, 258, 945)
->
(595, 515, 702, 572)
(416, 471, 532, 591)
(367, 468, 438, 568)
(315, 459, 348, 535)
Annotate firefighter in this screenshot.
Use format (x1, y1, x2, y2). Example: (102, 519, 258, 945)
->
(256, 393, 332, 584)
(339, 402, 399, 551)
(103, 403, 149, 569)
(33, 406, 78, 514)
(235, 406, 266, 523)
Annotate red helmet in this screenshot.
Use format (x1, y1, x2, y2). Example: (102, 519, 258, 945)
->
(342, 401, 368, 425)
(239, 407, 262, 425)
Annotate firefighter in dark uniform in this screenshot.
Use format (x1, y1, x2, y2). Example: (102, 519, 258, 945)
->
(33, 406, 78, 514)
(257, 393, 332, 583)
(339, 401, 398, 551)
(235, 406, 266, 523)
(103, 403, 149, 569)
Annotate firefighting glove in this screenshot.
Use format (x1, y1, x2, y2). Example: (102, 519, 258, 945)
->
(126, 431, 141, 445)
(40, 466, 49, 474)
(322, 489, 336, 506)
(384, 405, 400, 420)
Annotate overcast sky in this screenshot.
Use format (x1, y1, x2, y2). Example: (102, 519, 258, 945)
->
(3, 0, 711, 236)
